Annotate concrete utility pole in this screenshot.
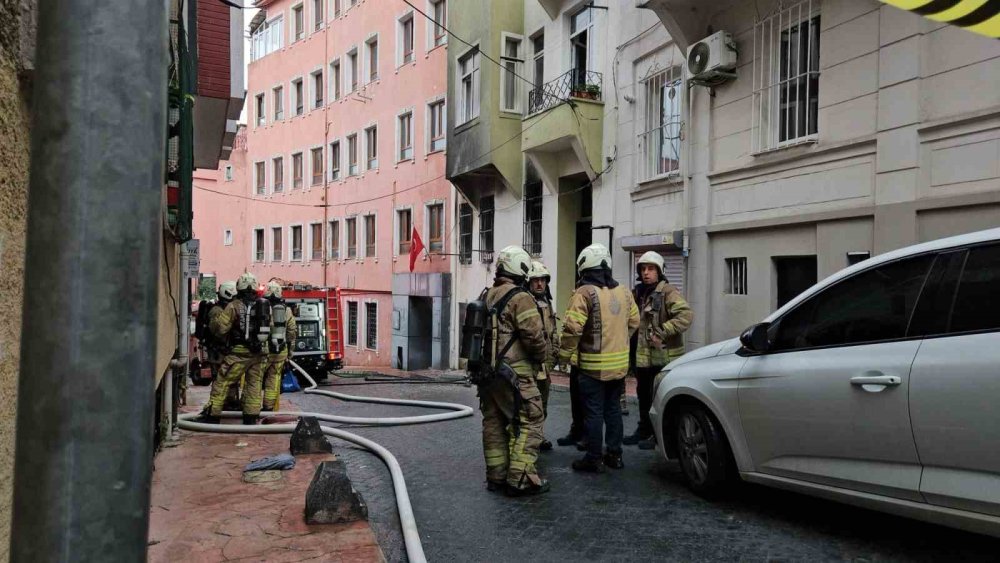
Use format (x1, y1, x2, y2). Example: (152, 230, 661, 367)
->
(11, 0, 168, 561)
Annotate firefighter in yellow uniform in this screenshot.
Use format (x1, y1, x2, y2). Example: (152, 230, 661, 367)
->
(559, 244, 640, 472)
(480, 246, 550, 496)
(261, 281, 297, 412)
(200, 272, 268, 425)
(527, 260, 559, 451)
(624, 251, 693, 450)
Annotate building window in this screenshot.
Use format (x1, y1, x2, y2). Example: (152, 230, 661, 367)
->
(725, 257, 748, 295)
(348, 49, 358, 92)
(255, 93, 265, 127)
(255, 161, 266, 195)
(640, 67, 682, 181)
(458, 48, 480, 123)
(364, 214, 376, 257)
(347, 301, 359, 346)
(570, 6, 594, 81)
(272, 156, 284, 192)
(367, 37, 379, 82)
(330, 141, 341, 180)
(292, 152, 304, 188)
(291, 225, 303, 261)
(293, 4, 304, 41)
(293, 78, 304, 115)
(329, 219, 340, 260)
(334, 0, 341, 18)
(365, 126, 378, 170)
(428, 203, 444, 253)
(397, 209, 412, 255)
(250, 16, 283, 61)
(347, 134, 358, 176)
(847, 251, 871, 266)
(365, 302, 378, 350)
(400, 15, 415, 64)
(254, 228, 265, 262)
(273, 86, 284, 120)
(224, 165, 233, 181)
(313, 0, 324, 31)
(224, 229, 233, 246)
(500, 34, 522, 113)
(429, 100, 446, 151)
(431, 0, 446, 46)
(523, 181, 542, 255)
(774, 255, 817, 309)
(753, 0, 820, 153)
(311, 223, 323, 260)
(272, 226, 283, 261)
(331, 59, 341, 100)
(479, 195, 494, 263)
(531, 32, 544, 89)
(459, 203, 473, 265)
(346, 217, 357, 258)
(398, 112, 413, 161)
(312, 70, 324, 108)
(311, 147, 324, 185)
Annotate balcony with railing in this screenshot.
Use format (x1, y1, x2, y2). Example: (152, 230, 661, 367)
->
(527, 69, 603, 115)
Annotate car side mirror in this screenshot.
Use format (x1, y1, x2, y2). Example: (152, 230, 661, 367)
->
(740, 322, 771, 353)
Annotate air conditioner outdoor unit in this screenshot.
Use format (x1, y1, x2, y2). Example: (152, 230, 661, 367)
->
(687, 31, 737, 83)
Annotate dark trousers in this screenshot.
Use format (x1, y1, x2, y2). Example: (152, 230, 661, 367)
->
(635, 366, 663, 436)
(578, 374, 625, 461)
(568, 367, 585, 436)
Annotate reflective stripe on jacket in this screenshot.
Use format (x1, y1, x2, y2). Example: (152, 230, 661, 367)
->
(558, 284, 639, 381)
(634, 281, 692, 368)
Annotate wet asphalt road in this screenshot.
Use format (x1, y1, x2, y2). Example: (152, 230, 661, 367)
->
(290, 378, 999, 562)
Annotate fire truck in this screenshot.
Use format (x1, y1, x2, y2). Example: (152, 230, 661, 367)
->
(281, 284, 345, 382)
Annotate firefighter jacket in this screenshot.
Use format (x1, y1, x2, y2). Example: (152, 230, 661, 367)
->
(205, 302, 231, 359)
(486, 280, 548, 371)
(559, 284, 640, 381)
(533, 296, 560, 374)
(634, 281, 693, 368)
(210, 298, 255, 355)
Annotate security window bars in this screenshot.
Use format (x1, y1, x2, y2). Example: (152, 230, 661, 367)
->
(347, 301, 358, 346)
(255, 161, 266, 194)
(292, 152, 303, 188)
(347, 134, 358, 175)
(752, 0, 820, 153)
(331, 60, 341, 100)
(501, 36, 522, 113)
(432, 0, 447, 46)
(313, 0, 323, 31)
(365, 302, 378, 350)
(329, 220, 340, 259)
(523, 181, 542, 255)
(254, 228, 265, 262)
(291, 225, 303, 261)
(398, 209, 412, 255)
(640, 67, 682, 181)
(294, 79, 304, 115)
(311, 147, 324, 185)
(293, 5, 304, 41)
(459, 203, 473, 264)
(401, 16, 414, 63)
(428, 203, 443, 252)
(330, 141, 341, 180)
(272, 157, 283, 192)
(311, 223, 323, 260)
(272, 226, 282, 260)
(313, 70, 324, 108)
(399, 112, 413, 161)
(458, 49, 480, 123)
(346, 217, 357, 258)
(479, 195, 494, 263)
(273, 86, 284, 120)
(255, 94, 265, 127)
(429, 100, 446, 151)
(366, 126, 378, 170)
(725, 257, 748, 295)
(364, 214, 376, 258)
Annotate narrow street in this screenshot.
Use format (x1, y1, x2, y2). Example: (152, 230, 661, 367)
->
(292, 378, 999, 562)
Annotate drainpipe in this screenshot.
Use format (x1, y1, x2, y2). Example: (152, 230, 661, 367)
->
(11, 0, 167, 560)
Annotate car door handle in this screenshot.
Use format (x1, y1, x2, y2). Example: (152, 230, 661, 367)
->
(850, 375, 901, 386)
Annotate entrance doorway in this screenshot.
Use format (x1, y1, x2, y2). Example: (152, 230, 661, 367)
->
(407, 296, 432, 370)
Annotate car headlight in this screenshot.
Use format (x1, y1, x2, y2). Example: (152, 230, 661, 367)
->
(654, 369, 670, 392)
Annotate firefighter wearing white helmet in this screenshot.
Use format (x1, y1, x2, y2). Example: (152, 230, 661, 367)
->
(623, 250, 693, 450)
(202, 281, 237, 395)
(559, 243, 639, 472)
(478, 245, 550, 496)
(261, 281, 297, 412)
(527, 260, 558, 451)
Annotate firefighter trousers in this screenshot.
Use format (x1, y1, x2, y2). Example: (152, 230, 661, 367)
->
(262, 349, 289, 412)
(207, 352, 267, 417)
(480, 365, 545, 489)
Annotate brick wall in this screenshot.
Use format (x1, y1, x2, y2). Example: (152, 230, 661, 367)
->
(196, 0, 230, 99)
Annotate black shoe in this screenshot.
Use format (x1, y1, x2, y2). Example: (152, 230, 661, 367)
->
(638, 436, 657, 450)
(487, 480, 506, 493)
(622, 430, 652, 446)
(556, 432, 582, 446)
(505, 480, 551, 497)
(540, 439, 553, 451)
(242, 414, 259, 425)
(575, 439, 590, 452)
(603, 453, 624, 469)
(192, 413, 220, 424)
(572, 457, 606, 473)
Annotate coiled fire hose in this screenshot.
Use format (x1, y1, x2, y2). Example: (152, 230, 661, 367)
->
(177, 360, 475, 563)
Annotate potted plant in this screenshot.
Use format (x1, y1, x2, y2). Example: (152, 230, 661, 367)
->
(572, 83, 601, 100)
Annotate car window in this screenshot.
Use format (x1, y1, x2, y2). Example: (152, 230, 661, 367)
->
(906, 250, 965, 337)
(769, 254, 933, 351)
(949, 244, 1000, 334)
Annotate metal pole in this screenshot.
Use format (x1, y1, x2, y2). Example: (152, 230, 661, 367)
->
(11, 0, 167, 560)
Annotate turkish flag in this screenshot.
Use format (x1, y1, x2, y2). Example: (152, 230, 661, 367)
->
(409, 227, 425, 272)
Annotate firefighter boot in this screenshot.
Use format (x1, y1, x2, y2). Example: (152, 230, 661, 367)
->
(242, 414, 259, 426)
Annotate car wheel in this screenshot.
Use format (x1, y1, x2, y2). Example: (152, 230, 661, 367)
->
(673, 404, 733, 497)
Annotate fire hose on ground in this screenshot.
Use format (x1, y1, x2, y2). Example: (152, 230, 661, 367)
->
(177, 359, 475, 563)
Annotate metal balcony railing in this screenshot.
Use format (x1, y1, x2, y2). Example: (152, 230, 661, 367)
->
(527, 69, 603, 115)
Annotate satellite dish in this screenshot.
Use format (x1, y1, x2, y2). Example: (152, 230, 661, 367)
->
(688, 42, 710, 76)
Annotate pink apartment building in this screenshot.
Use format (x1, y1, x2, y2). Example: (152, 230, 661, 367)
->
(193, 0, 455, 369)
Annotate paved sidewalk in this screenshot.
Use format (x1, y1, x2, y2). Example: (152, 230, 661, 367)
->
(149, 387, 384, 563)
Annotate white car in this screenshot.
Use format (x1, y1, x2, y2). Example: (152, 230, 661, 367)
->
(650, 227, 1000, 538)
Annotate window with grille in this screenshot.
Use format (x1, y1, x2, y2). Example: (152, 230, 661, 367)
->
(255, 161, 266, 194)
(254, 228, 265, 262)
(329, 219, 340, 259)
(272, 226, 282, 261)
(429, 101, 446, 151)
(398, 112, 413, 161)
(640, 67, 682, 181)
(347, 134, 358, 175)
(311, 223, 323, 260)
(365, 126, 378, 170)
(428, 203, 444, 252)
(367, 38, 379, 82)
(431, 0, 447, 46)
(313, 0, 323, 31)
(523, 181, 542, 255)
(311, 147, 324, 185)
(347, 301, 359, 346)
(346, 217, 357, 258)
(331, 60, 341, 100)
(273, 86, 284, 120)
(398, 209, 412, 255)
(292, 152, 303, 188)
(312, 70, 324, 108)
(500, 35, 522, 113)
(255, 94, 265, 127)
(364, 214, 376, 257)
(400, 16, 414, 64)
(479, 195, 494, 263)
(752, 0, 820, 153)
(330, 141, 340, 180)
(459, 203, 473, 264)
(725, 257, 748, 295)
(293, 78, 304, 115)
(272, 157, 283, 192)
(291, 225, 303, 261)
(365, 302, 378, 350)
(458, 49, 480, 123)
(293, 5, 304, 41)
